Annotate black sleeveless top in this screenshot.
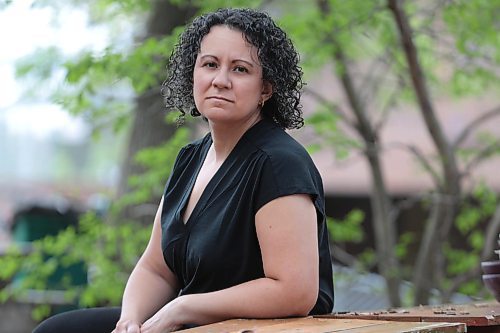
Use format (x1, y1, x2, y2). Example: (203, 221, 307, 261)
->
(160, 119, 334, 314)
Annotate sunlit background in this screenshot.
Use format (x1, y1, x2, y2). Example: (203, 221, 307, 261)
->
(0, 1, 124, 239)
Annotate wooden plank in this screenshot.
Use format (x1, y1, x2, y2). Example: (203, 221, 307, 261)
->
(252, 318, 387, 332)
(324, 301, 500, 327)
(179, 318, 301, 332)
(179, 318, 465, 333)
(341, 322, 465, 333)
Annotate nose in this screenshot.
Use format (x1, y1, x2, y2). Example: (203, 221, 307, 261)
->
(212, 68, 231, 89)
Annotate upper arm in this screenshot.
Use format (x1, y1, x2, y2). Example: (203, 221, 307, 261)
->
(137, 196, 179, 291)
(255, 194, 319, 304)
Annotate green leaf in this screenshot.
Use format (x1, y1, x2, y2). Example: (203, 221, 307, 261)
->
(327, 209, 365, 243)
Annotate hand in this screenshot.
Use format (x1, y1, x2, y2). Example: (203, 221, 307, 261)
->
(111, 319, 141, 333)
(141, 298, 185, 333)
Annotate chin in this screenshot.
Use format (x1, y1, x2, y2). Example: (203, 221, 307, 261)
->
(206, 117, 236, 125)
(202, 109, 233, 121)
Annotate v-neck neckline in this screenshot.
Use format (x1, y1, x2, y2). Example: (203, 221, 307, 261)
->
(180, 119, 268, 227)
(180, 138, 211, 226)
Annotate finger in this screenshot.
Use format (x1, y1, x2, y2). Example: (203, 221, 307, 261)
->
(141, 318, 152, 331)
(140, 322, 149, 332)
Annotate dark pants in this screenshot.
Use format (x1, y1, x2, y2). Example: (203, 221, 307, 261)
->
(32, 307, 121, 333)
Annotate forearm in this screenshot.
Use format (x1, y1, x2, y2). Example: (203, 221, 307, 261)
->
(175, 277, 316, 326)
(120, 264, 178, 324)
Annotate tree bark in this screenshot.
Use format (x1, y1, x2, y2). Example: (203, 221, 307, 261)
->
(117, 1, 196, 223)
(387, 0, 461, 305)
(335, 46, 401, 307)
(316, 0, 402, 307)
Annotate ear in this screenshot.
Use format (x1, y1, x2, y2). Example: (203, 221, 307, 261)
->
(261, 81, 273, 103)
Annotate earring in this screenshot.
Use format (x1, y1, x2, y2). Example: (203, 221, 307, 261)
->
(258, 99, 265, 108)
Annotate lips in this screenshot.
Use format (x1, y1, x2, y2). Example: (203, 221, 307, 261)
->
(207, 96, 234, 103)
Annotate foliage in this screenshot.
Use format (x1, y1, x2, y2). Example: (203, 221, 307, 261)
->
(0, 126, 189, 319)
(327, 209, 365, 244)
(442, 184, 500, 295)
(0, 213, 149, 320)
(306, 105, 360, 159)
(115, 125, 191, 210)
(395, 232, 415, 260)
(442, 0, 500, 96)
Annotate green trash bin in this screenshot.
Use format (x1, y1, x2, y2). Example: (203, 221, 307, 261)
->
(11, 204, 87, 290)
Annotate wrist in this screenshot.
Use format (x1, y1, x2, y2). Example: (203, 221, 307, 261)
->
(118, 309, 143, 325)
(170, 295, 192, 326)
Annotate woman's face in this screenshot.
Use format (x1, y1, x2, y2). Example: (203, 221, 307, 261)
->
(193, 25, 272, 126)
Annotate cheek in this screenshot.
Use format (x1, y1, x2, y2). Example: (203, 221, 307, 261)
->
(193, 85, 202, 109)
(241, 81, 265, 101)
(192, 71, 204, 106)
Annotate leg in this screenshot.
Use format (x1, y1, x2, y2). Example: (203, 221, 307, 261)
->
(32, 307, 121, 333)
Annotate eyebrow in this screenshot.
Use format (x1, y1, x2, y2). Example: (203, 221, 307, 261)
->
(199, 54, 255, 67)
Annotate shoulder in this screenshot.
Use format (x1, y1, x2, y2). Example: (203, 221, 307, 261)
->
(247, 122, 325, 215)
(180, 134, 210, 153)
(176, 133, 210, 159)
(251, 124, 316, 175)
(166, 134, 211, 176)
(245, 120, 322, 190)
(245, 119, 312, 162)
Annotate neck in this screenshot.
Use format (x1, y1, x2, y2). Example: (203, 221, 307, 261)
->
(208, 115, 262, 163)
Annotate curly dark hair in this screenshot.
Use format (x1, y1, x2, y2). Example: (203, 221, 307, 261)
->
(162, 8, 304, 130)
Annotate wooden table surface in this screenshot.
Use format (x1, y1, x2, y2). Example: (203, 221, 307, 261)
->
(179, 317, 465, 332)
(323, 301, 500, 332)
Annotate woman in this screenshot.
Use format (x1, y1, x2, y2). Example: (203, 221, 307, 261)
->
(33, 8, 334, 333)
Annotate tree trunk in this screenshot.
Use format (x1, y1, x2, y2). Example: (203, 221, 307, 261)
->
(333, 45, 401, 307)
(387, 0, 461, 305)
(315, 0, 401, 307)
(117, 1, 196, 223)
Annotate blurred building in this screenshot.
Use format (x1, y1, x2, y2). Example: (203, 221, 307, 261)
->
(301, 70, 500, 196)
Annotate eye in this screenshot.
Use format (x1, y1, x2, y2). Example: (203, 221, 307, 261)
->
(202, 61, 217, 68)
(233, 65, 248, 73)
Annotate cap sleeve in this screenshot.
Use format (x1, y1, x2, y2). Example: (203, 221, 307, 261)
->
(253, 149, 325, 222)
